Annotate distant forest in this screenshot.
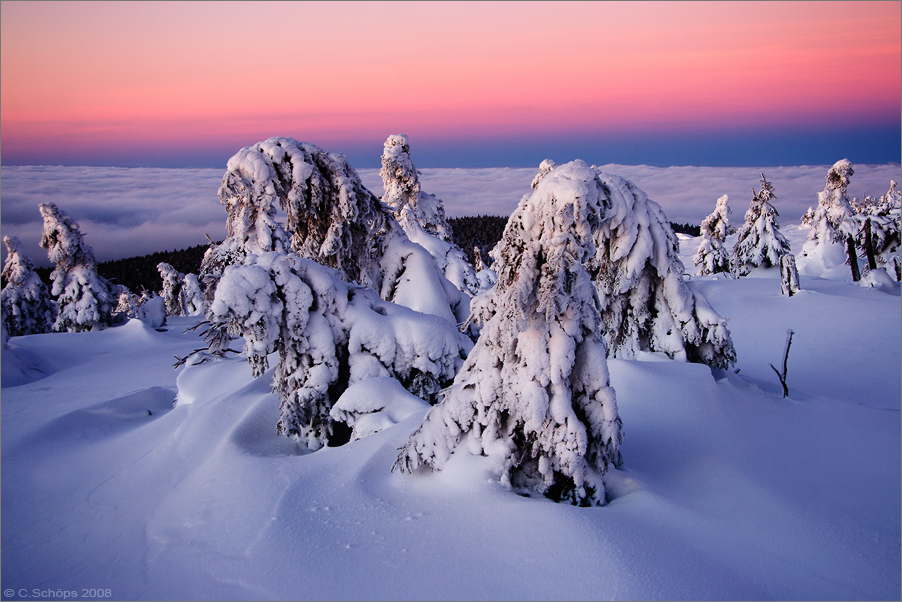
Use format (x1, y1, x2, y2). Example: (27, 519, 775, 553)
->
(25, 216, 700, 294)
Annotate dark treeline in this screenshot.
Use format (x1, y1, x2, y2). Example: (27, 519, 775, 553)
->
(25, 218, 700, 293)
(448, 215, 509, 265)
(31, 244, 211, 294)
(670, 222, 701, 237)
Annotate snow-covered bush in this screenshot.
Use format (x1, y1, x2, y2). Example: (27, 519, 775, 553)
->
(395, 159, 623, 506)
(380, 134, 480, 295)
(113, 288, 166, 328)
(1, 235, 57, 336)
(693, 194, 734, 276)
(525, 161, 735, 369)
(39, 203, 115, 332)
(207, 251, 472, 449)
(202, 137, 468, 323)
(732, 175, 791, 276)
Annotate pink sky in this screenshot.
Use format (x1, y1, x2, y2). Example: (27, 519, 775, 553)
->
(1, 1, 899, 166)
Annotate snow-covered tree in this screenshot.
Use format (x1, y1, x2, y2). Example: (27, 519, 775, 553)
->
(851, 180, 901, 278)
(207, 251, 471, 449)
(732, 174, 791, 276)
(693, 194, 734, 276)
(799, 160, 862, 276)
(201, 137, 468, 324)
(800, 206, 816, 228)
(157, 262, 186, 316)
(380, 134, 479, 295)
(182, 273, 205, 315)
(395, 159, 622, 506)
(473, 246, 488, 272)
(527, 161, 735, 369)
(1, 235, 57, 336)
(39, 203, 115, 332)
(380, 134, 453, 242)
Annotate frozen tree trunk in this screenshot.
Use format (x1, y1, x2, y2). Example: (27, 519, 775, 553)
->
(846, 235, 861, 282)
(863, 218, 878, 271)
(780, 254, 800, 297)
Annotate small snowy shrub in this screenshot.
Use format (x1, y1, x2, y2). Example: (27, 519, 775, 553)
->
(1, 235, 57, 336)
(396, 160, 623, 507)
(732, 174, 791, 276)
(39, 203, 115, 332)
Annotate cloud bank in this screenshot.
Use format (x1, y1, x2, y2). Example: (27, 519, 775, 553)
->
(2, 162, 899, 269)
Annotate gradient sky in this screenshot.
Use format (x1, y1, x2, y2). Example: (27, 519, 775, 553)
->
(2, 1, 900, 168)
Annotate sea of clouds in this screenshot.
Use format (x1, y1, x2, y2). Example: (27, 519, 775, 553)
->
(2, 162, 898, 268)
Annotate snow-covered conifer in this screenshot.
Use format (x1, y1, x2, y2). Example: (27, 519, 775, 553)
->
(157, 262, 186, 317)
(181, 273, 205, 315)
(380, 134, 453, 242)
(799, 160, 860, 274)
(39, 203, 115, 332)
(560, 164, 736, 368)
(800, 206, 816, 227)
(732, 174, 791, 276)
(473, 246, 488, 272)
(693, 195, 734, 276)
(207, 252, 471, 449)
(852, 180, 900, 277)
(702, 194, 736, 240)
(395, 160, 622, 506)
(1, 235, 57, 336)
(203, 137, 468, 323)
(380, 135, 479, 295)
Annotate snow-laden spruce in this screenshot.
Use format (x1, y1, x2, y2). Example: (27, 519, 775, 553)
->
(526, 162, 735, 368)
(850, 180, 901, 279)
(206, 251, 471, 449)
(1, 235, 57, 336)
(157, 262, 186, 316)
(395, 159, 622, 506)
(380, 134, 480, 295)
(732, 174, 791, 276)
(693, 194, 734, 276)
(157, 263, 205, 317)
(39, 203, 115, 332)
(201, 137, 468, 323)
(799, 159, 857, 274)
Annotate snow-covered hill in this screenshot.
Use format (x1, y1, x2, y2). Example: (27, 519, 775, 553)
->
(2, 217, 899, 600)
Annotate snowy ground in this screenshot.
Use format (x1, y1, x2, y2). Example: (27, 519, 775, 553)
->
(3, 209, 900, 600)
